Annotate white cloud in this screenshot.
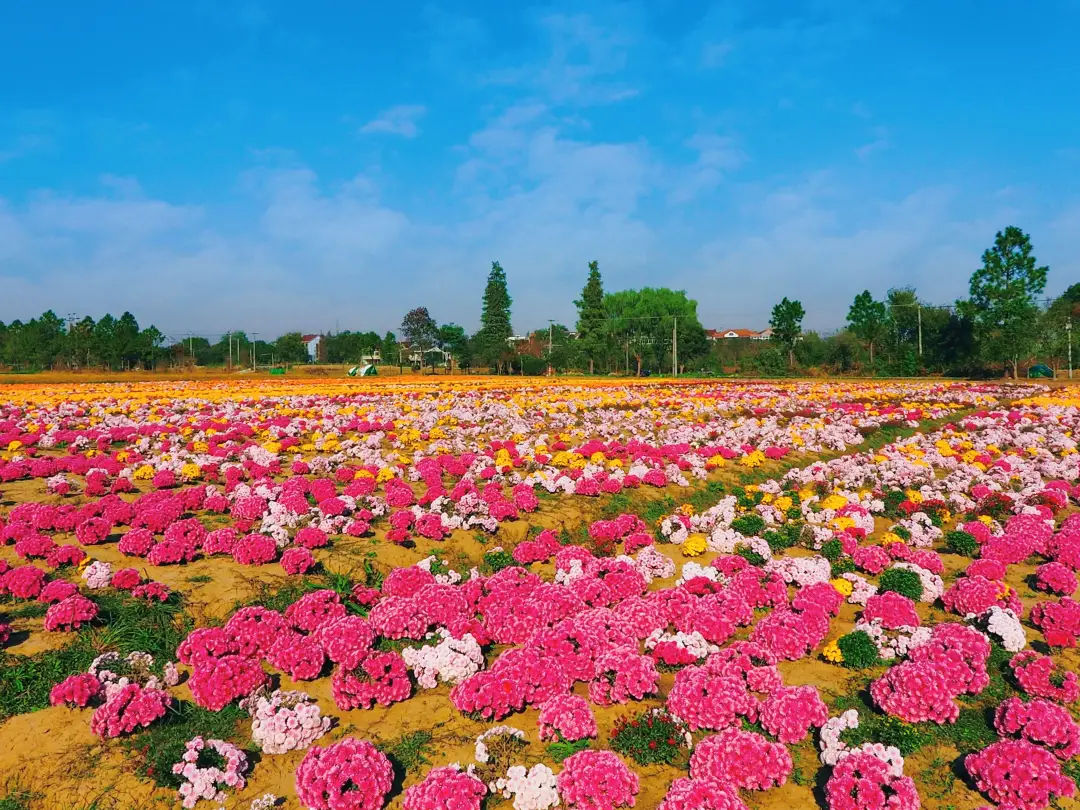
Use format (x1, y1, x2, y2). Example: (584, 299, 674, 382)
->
(359, 105, 426, 138)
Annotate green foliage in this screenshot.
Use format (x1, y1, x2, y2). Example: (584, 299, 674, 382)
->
(735, 546, 766, 566)
(125, 701, 247, 788)
(769, 297, 805, 368)
(837, 631, 880, 669)
(610, 710, 687, 766)
(821, 538, 844, 562)
(400, 307, 440, 368)
(730, 514, 765, 537)
(547, 738, 590, 762)
(0, 590, 195, 719)
(575, 260, 608, 373)
(945, 530, 978, 557)
(847, 290, 889, 365)
(962, 225, 1049, 376)
(830, 558, 856, 577)
(763, 522, 802, 553)
(1, 601, 48, 620)
(891, 525, 911, 541)
(882, 490, 907, 517)
(603, 493, 633, 518)
(643, 497, 677, 526)
(841, 714, 934, 756)
(381, 730, 434, 774)
(879, 568, 924, 601)
(476, 261, 513, 371)
(0, 788, 40, 810)
(235, 577, 325, 614)
(942, 708, 997, 752)
(0, 642, 97, 719)
(481, 548, 516, 574)
(603, 287, 709, 374)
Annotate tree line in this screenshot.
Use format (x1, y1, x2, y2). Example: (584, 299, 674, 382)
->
(1, 225, 1076, 377)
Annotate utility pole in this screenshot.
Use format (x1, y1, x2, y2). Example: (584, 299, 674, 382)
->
(251, 334, 258, 371)
(917, 305, 923, 357)
(672, 316, 678, 377)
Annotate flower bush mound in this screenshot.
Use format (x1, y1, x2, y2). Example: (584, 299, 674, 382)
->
(5, 378, 1080, 810)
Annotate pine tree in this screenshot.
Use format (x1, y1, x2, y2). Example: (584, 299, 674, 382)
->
(574, 260, 606, 373)
(477, 260, 513, 373)
(962, 226, 1048, 378)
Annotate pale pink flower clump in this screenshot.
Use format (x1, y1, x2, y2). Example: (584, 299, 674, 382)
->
(172, 736, 249, 809)
(401, 629, 483, 688)
(250, 689, 331, 754)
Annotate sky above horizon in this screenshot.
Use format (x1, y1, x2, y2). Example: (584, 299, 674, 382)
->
(2, 1, 1079, 341)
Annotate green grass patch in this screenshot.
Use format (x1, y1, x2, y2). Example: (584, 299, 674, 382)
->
(0, 592, 189, 719)
(547, 738, 589, 762)
(1, 601, 49, 620)
(124, 701, 248, 788)
(381, 730, 434, 774)
(0, 787, 40, 810)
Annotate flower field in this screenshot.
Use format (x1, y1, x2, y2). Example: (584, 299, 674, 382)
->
(2, 377, 1080, 810)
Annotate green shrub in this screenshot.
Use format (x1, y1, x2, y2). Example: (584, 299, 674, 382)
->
(830, 558, 856, 577)
(891, 525, 911, 541)
(883, 490, 907, 517)
(610, 709, 687, 766)
(730, 514, 765, 537)
(879, 568, 923, 601)
(735, 546, 766, 566)
(603, 493, 632, 517)
(821, 538, 844, 562)
(547, 738, 590, 762)
(837, 631, 879, 669)
(481, 549, 516, 574)
(945, 530, 978, 557)
(841, 714, 932, 756)
(943, 708, 997, 751)
(763, 523, 801, 553)
(382, 730, 435, 774)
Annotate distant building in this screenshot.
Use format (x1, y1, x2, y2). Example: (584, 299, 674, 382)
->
(302, 334, 326, 362)
(708, 327, 773, 341)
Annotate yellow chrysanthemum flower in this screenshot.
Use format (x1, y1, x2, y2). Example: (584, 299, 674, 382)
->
(682, 533, 708, 557)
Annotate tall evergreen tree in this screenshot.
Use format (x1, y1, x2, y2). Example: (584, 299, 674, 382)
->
(574, 260, 606, 373)
(846, 290, 888, 366)
(961, 226, 1048, 378)
(769, 297, 805, 370)
(477, 260, 513, 373)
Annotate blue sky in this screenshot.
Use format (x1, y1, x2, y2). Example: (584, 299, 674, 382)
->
(2, 1, 1078, 339)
